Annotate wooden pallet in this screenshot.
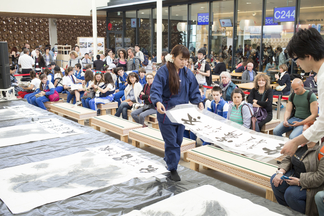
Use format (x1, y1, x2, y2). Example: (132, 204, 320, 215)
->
(97, 102, 118, 115)
(89, 115, 142, 142)
(51, 103, 97, 125)
(187, 145, 277, 202)
(127, 109, 159, 129)
(44, 100, 64, 111)
(128, 127, 196, 162)
(58, 93, 68, 101)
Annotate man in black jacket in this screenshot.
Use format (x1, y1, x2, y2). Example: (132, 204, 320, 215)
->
(213, 57, 226, 75)
(93, 55, 105, 71)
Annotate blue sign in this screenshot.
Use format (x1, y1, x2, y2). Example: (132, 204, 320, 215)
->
(265, 17, 278, 25)
(197, 13, 209, 25)
(274, 6, 296, 22)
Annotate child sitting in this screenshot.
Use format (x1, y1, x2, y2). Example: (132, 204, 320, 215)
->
(138, 68, 147, 87)
(207, 86, 229, 118)
(114, 67, 128, 106)
(74, 63, 85, 80)
(53, 66, 64, 93)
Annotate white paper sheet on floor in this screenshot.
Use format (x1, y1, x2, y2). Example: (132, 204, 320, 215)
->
(166, 105, 287, 161)
(0, 105, 44, 121)
(126, 185, 282, 216)
(0, 118, 83, 148)
(0, 144, 168, 214)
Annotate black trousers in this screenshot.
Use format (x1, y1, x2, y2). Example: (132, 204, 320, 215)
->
(258, 112, 273, 130)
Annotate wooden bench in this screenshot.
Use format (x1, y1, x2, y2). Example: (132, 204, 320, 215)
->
(89, 115, 142, 142)
(129, 127, 196, 162)
(58, 93, 68, 101)
(261, 119, 281, 134)
(44, 100, 64, 111)
(187, 145, 277, 202)
(97, 102, 118, 115)
(51, 103, 97, 125)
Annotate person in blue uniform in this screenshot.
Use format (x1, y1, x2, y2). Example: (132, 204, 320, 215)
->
(150, 44, 204, 181)
(114, 67, 128, 106)
(30, 73, 56, 110)
(74, 63, 85, 80)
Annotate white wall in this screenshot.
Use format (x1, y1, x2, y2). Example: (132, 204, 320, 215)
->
(0, 0, 109, 16)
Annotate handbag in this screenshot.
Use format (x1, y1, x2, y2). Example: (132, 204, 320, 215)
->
(44, 89, 60, 101)
(241, 104, 260, 132)
(275, 84, 286, 91)
(252, 91, 268, 122)
(82, 88, 95, 99)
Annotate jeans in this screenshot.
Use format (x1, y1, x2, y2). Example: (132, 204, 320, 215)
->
(24, 92, 38, 104)
(114, 91, 125, 106)
(131, 107, 156, 125)
(82, 98, 91, 108)
(115, 102, 131, 119)
(273, 117, 304, 139)
(67, 92, 76, 104)
(270, 169, 306, 214)
(30, 95, 50, 110)
(315, 191, 324, 216)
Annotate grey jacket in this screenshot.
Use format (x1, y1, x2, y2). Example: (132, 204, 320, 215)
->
(278, 52, 289, 68)
(227, 101, 253, 129)
(279, 143, 324, 216)
(242, 70, 256, 83)
(127, 57, 140, 71)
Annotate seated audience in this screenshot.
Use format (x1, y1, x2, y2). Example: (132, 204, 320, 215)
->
(242, 62, 256, 83)
(270, 140, 324, 215)
(131, 73, 156, 126)
(213, 57, 226, 75)
(304, 72, 317, 94)
(62, 66, 83, 105)
(138, 68, 147, 87)
(93, 54, 105, 71)
(234, 58, 247, 73)
(207, 86, 229, 118)
(264, 58, 276, 75)
(227, 88, 253, 129)
(114, 67, 128, 105)
(68, 51, 81, 69)
(273, 78, 318, 139)
(115, 72, 142, 120)
(273, 64, 291, 95)
(23, 71, 41, 103)
(30, 73, 55, 110)
(9, 65, 23, 96)
(89, 72, 115, 111)
(104, 65, 117, 83)
(74, 63, 84, 80)
(33, 49, 45, 73)
(219, 71, 237, 101)
(247, 74, 273, 129)
(53, 66, 64, 93)
(81, 69, 94, 108)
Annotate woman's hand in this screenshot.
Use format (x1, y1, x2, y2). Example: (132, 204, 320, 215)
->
(127, 101, 133, 106)
(156, 102, 166, 114)
(40, 91, 46, 96)
(275, 74, 279, 79)
(253, 102, 261, 108)
(198, 102, 204, 110)
(285, 177, 300, 186)
(93, 85, 98, 89)
(141, 92, 145, 95)
(272, 174, 283, 187)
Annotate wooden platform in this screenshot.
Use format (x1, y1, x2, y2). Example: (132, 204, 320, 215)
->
(127, 109, 159, 129)
(187, 145, 277, 202)
(97, 102, 118, 115)
(58, 93, 68, 100)
(44, 100, 64, 111)
(89, 115, 142, 142)
(129, 127, 196, 162)
(51, 103, 97, 125)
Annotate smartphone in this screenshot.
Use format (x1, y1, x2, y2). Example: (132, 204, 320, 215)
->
(281, 175, 290, 180)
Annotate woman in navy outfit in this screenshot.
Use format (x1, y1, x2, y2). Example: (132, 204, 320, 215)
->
(150, 45, 204, 181)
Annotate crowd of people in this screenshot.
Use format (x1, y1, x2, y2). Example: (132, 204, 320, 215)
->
(8, 27, 324, 215)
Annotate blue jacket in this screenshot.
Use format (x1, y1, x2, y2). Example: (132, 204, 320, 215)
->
(115, 73, 128, 91)
(207, 98, 229, 118)
(139, 76, 147, 87)
(150, 65, 202, 124)
(75, 70, 84, 80)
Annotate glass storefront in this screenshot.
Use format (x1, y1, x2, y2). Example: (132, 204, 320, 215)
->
(105, 0, 324, 69)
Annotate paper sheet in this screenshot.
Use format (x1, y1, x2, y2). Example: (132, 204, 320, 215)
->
(0, 105, 44, 122)
(126, 185, 282, 216)
(0, 144, 168, 214)
(0, 118, 83, 148)
(167, 105, 287, 161)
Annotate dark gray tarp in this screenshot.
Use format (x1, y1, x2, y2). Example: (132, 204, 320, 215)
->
(0, 100, 303, 216)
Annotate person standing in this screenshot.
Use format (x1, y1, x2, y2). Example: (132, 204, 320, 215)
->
(194, 48, 211, 95)
(150, 45, 204, 181)
(135, 44, 144, 63)
(280, 29, 324, 159)
(127, 47, 140, 71)
(18, 48, 34, 75)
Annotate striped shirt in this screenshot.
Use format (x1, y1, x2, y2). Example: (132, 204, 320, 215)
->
(229, 105, 243, 125)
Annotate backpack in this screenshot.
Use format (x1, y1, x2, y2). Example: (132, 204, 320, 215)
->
(290, 91, 313, 118)
(142, 55, 149, 66)
(241, 104, 260, 132)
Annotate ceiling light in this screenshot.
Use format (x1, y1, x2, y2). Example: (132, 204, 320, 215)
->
(246, 2, 251, 4)
(201, 7, 205, 9)
(141, 12, 145, 14)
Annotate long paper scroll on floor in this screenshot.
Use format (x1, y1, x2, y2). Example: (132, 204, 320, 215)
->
(126, 185, 282, 216)
(0, 118, 83, 148)
(0, 144, 168, 214)
(0, 105, 45, 122)
(166, 105, 288, 161)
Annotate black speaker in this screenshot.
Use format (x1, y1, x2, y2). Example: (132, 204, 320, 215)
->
(0, 42, 10, 89)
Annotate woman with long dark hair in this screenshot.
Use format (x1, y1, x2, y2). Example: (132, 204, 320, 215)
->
(116, 48, 127, 71)
(150, 45, 204, 181)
